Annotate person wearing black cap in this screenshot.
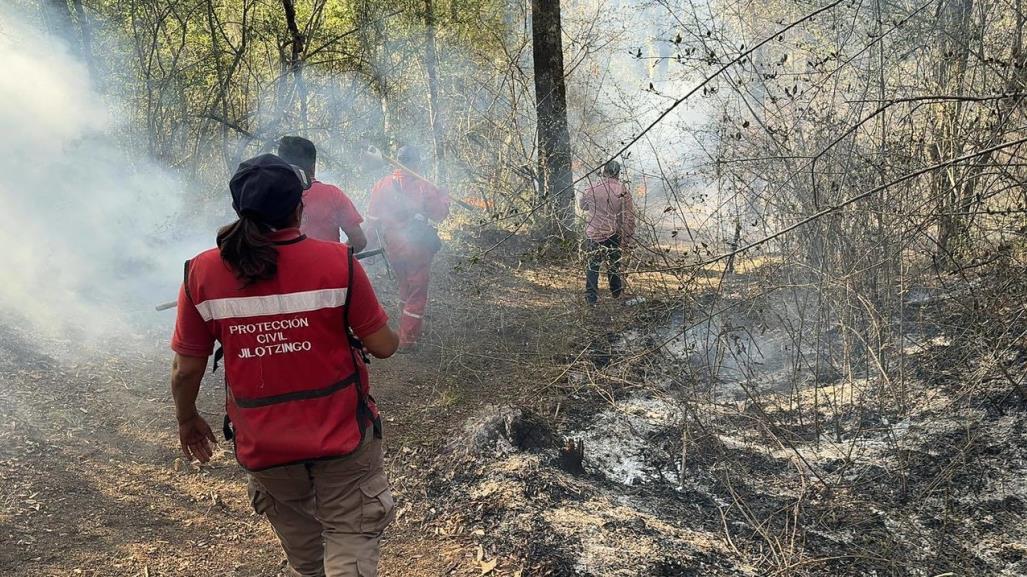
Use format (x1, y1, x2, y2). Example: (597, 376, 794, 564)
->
(278, 136, 368, 251)
(169, 153, 400, 576)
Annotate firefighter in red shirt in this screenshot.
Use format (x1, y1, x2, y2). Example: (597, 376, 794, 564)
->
(170, 154, 399, 577)
(279, 136, 368, 252)
(367, 145, 450, 350)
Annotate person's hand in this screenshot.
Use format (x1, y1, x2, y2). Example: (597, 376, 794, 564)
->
(178, 413, 217, 463)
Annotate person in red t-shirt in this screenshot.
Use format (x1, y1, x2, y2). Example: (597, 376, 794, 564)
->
(367, 145, 450, 350)
(170, 154, 398, 576)
(279, 136, 368, 251)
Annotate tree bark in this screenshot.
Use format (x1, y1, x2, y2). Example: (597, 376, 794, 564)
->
(43, 0, 93, 75)
(280, 0, 308, 128)
(69, 0, 97, 81)
(43, 0, 75, 38)
(358, 0, 393, 149)
(531, 0, 574, 232)
(424, 0, 445, 180)
(933, 0, 974, 259)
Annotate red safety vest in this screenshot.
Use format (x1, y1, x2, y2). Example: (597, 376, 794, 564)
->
(183, 237, 377, 470)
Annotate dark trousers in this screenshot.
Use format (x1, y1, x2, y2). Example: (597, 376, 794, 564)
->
(585, 235, 623, 304)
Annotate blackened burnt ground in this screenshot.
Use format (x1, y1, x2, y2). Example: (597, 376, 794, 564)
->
(403, 268, 1027, 576)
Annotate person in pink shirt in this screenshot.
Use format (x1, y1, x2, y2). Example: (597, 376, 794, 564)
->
(278, 136, 368, 252)
(579, 160, 635, 305)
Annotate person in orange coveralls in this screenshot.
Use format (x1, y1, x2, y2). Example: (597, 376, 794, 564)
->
(367, 146, 450, 351)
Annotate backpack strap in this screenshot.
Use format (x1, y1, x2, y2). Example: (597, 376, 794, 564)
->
(344, 246, 354, 327)
(182, 259, 193, 303)
(391, 174, 425, 223)
(391, 175, 409, 223)
(344, 247, 371, 365)
(344, 247, 381, 439)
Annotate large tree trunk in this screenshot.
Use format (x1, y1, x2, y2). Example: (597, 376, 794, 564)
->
(424, 0, 445, 180)
(531, 0, 574, 232)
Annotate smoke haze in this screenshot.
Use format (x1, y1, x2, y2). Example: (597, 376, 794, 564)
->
(0, 1, 713, 348)
(0, 9, 199, 345)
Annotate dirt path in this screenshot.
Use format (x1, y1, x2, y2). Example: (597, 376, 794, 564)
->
(0, 248, 588, 577)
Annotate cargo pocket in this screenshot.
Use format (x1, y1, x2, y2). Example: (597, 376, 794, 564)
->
(247, 480, 275, 516)
(358, 473, 395, 534)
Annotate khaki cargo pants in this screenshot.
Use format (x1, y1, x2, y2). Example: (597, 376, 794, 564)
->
(247, 436, 395, 577)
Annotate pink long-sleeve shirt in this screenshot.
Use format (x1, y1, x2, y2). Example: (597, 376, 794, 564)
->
(579, 176, 635, 242)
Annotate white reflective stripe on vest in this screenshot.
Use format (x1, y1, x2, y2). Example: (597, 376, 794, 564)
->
(402, 310, 423, 319)
(194, 288, 348, 322)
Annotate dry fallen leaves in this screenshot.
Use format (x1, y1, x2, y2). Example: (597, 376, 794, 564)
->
(474, 544, 498, 574)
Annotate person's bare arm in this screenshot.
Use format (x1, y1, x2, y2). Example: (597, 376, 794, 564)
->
(362, 324, 399, 358)
(171, 353, 216, 463)
(344, 224, 368, 253)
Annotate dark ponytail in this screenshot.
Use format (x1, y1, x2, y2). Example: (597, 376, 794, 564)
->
(217, 216, 279, 287)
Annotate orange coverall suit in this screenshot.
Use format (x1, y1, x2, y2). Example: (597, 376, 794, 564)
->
(367, 170, 450, 346)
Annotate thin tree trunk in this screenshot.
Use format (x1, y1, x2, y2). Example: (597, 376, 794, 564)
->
(424, 0, 445, 179)
(69, 0, 97, 81)
(43, 0, 94, 78)
(358, 0, 392, 148)
(531, 0, 574, 232)
(933, 0, 974, 259)
(43, 0, 75, 39)
(205, 0, 250, 169)
(952, 5, 1026, 237)
(281, 0, 308, 128)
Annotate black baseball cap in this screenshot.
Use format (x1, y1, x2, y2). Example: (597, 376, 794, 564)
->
(229, 154, 311, 226)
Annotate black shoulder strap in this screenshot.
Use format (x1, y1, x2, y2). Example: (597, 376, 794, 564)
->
(344, 246, 354, 323)
(345, 246, 379, 438)
(182, 259, 193, 303)
(344, 247, 371, 364)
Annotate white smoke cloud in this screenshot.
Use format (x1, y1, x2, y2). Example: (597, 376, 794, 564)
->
(0, 9, 200, 344)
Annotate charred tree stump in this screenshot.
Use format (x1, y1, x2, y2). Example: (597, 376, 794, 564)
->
(557, 438, 585, 474)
